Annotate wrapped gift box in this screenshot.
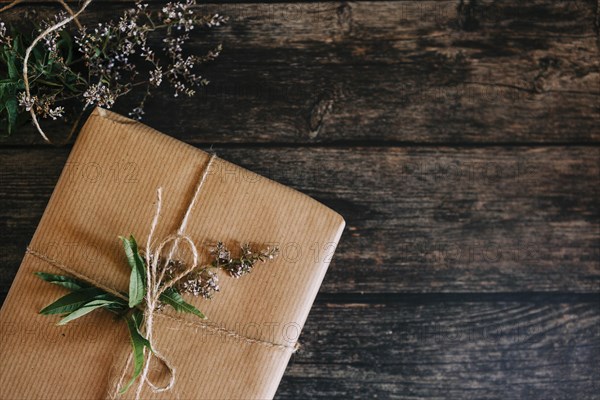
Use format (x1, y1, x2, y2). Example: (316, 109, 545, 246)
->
(0, 108, 345, 399)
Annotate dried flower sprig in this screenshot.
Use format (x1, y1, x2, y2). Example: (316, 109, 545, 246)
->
(36, 236, 278, 394)
(158, 241, 280, 299)
(0, 1, 226, 135)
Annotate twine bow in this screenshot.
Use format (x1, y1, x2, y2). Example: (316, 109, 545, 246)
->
(25, 148, 299, 399)
(111, 153, 215, 399)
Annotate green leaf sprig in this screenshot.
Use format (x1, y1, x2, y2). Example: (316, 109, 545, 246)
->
(0, 1, 227, 137)
(36, 235, 278, 393)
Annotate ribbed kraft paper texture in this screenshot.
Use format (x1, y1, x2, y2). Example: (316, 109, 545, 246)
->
(0, 108, 345, 399)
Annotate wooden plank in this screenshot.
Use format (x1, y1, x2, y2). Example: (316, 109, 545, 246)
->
(275, 295, 600, 399)
(1, 1, 598, 144)
(1, 146, 598, 293)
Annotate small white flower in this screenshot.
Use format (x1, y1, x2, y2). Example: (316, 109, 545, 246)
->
(128, 107, 145, 120)
(83, 83, 116, 108)
(149, 67, 163, 87)
(47, 106, 64, 120)
(18, 92, 36, 111)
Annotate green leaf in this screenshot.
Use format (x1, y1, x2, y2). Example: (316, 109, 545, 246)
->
(159, 287, 206, 319)
(32, 45, 43, 65)
(6, 52, 18, 80)
(39, 287, 106, 315)
(5, 96, 17, 135)
(12, 35, 21, 55)
(105, 301, 130, 315)
(120, 235, 146, 278)
(130, 309, 152, 349)
(57, 299, 116, 325)
(35, 79, 63, 88)
(120, 235, 146, 308)
(35, 272, 90, 291)
(120, 310, 152, 394)
(59, 30, 74, 65)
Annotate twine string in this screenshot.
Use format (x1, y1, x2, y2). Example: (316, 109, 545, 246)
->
(26, 248, 128, 303)
(154, 153, 214, 292)
(26, 154, 239, 399)
(0, 0, 83, 27)
(21, 0, 93, 144)
(7, 0, 307, 389)
(26, 246, 300, 354)
(128, 154, 214, 399)
(0, 0, 24, 13)
(1, 0, 92, 143)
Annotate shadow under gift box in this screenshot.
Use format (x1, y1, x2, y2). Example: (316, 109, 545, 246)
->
(0, 108, 345, 399)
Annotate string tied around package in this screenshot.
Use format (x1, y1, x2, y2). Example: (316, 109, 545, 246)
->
(25, 153, 298, 399)
(116, 153, 214, 399)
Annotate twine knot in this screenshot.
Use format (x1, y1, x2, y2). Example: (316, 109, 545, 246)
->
(112, 154, 215, 399)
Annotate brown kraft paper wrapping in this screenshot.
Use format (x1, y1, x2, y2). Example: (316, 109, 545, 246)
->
(0, 108, 345, 399)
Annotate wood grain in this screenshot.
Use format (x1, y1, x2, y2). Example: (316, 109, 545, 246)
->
(1, 0, 598, 144)
(276, 295, 600, 399)
(1, 146, 598, 295)
(1, 2, 599, 398)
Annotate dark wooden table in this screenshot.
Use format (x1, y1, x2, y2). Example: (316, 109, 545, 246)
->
(1, 1, 599, 398)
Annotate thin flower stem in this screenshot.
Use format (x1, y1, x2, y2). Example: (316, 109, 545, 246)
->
(4, 0, 225, 137)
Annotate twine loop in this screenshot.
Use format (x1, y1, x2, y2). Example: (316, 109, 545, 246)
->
(22, 112, 299, 400)
(119, 154, 214, 399)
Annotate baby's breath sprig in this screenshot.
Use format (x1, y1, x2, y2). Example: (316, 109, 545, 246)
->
(0, 1, 227, 135)
(158, 241, 280, 300)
